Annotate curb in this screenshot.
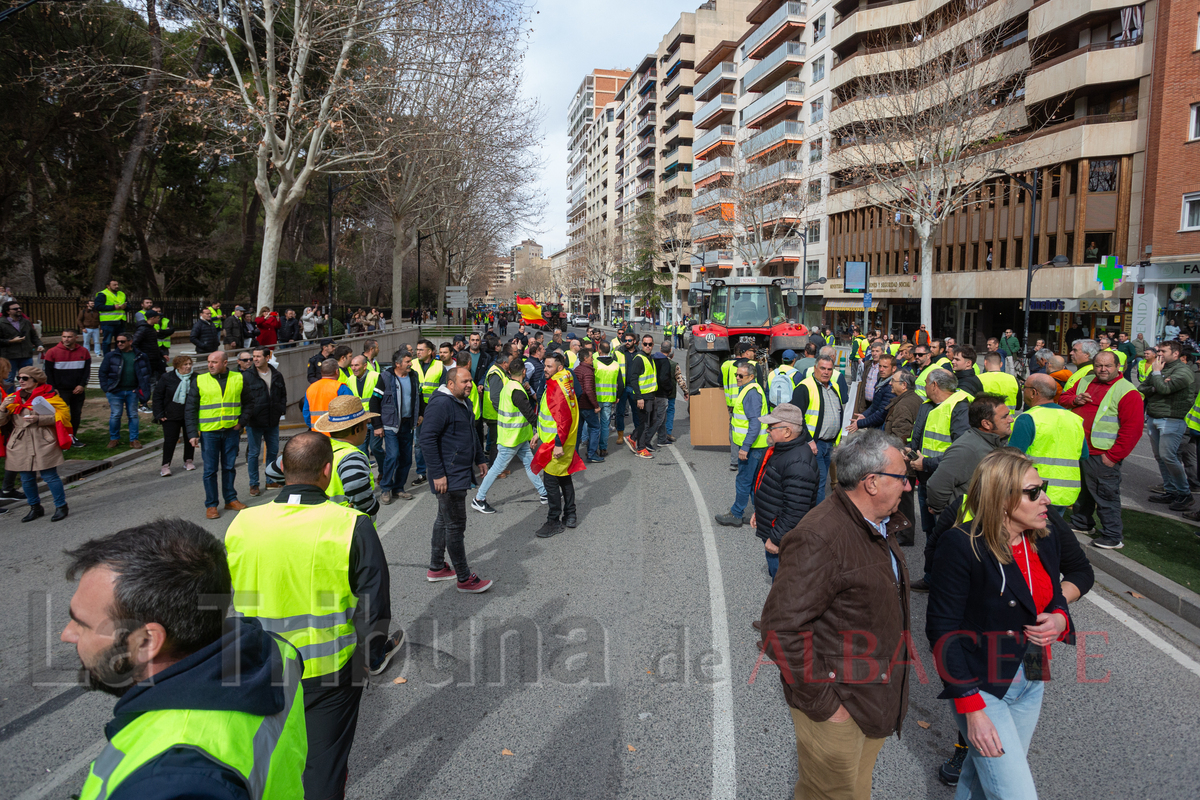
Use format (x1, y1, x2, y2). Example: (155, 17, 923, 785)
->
(1075, 531, 1200, 629)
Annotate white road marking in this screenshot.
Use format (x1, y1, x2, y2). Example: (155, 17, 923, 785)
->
(14, 739, 105, 800)
(1083, 592, 1200, 679)
(376, 493, 424, 539)
(670, 446, 736, 800)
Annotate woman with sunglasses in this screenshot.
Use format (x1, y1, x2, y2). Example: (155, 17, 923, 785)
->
(0, 366, 70, 521)
(926, 447, 1076, 798)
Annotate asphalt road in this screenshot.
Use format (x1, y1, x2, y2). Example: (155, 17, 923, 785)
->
(2, 333, 1199, 799)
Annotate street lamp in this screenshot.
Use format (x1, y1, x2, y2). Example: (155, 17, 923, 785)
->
(988, 169, 1071, 358)
(801, 276, 827, 325)
(415, 230, 445, 332)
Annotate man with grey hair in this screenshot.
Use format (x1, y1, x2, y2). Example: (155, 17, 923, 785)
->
(1064, 338, 1099, 392)
(760, 428, 912, 800)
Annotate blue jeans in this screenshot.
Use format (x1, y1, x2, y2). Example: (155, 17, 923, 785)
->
(951, 665, 1044, 800)
(598, 402, 614, 451)
(814, 439, 834, 504)
(765, 549, 779, 581)
(382, 424, 414, 492)
(106, 390, 139, 441)
(1147, 416, 1189, 496)
(413, 420, 426, 477)
(615, 386, 639, 435)
(200, 428, 240, 508)
(665, 397, 676, 436)
(20, 467, 66, 508)
(475, 441, 543, 501)
(730, 447, 765, 517)
(580, 408, 601, 459)
(360, 428, 385, 467)
(101, 322, 123, 354)
(245, 425, 279, 488)
(83, 328, 101, 354)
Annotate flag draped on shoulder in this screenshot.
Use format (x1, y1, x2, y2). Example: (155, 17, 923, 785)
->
(531, 375, 585, 476)
(0, 384, 74, 455)
(516, 297, 546, 326)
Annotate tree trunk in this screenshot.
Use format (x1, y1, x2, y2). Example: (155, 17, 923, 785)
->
(391, 220, 416, 319)
(26, 175, 47, 294)
(917, 220, 934, 330)
(225, 189, 262, 301)
(91, 0, 163, 293)
(669, 264, 680, 326)
(256, 202, 286, 311)
(129, 210, 160, 296)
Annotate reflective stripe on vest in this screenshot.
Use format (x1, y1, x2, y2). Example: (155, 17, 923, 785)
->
(915, 359, 951, 399)
(722, 359, 739, 406)
(207, 306, 224, 329)
(1074, 375, 1135, 448)
(197, 371, 242, 431)
(977, 371, 1020, 411)
(413, 359, 444, 401)
(594, 359, 620, 404)
(536, 371, 578, 444)
(1020, 404, 1084, 505)
(99, 289, 126, 323)
(921, 389, 973, 457)
(497, 379, 533, 447)
(341, 370, 379, 402)
(468, 381, 481, 419)
(326, 437, 375, 506)
(1062, 363, 1092, 392)
(226, 500, 363, 678)
(154, 317, 170, 347)
(613, 349, 627, 381)
(78, 636, 306, 800)
(481, 365, 505, 420)
(731, 382, 768, 449)
(797, 375, 843, 445)
(634, 353, 656, 394)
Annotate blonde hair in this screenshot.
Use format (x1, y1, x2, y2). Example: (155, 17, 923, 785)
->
(958, 447, 1048, 563)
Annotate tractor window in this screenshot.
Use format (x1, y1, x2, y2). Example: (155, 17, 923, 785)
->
(712, 286, 784, 327)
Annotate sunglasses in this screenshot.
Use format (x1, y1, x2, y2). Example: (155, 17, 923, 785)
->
(1021, 481, 1050, 502)
(17, 375, 33, 382)
(238, 358, 252, 362)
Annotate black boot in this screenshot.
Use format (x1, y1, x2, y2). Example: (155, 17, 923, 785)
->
(21, 504, 45, 523)
(563, 514, 577, 529)
(50, 504, 69, 522)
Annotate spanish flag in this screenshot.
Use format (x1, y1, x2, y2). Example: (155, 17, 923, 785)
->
(516, 296, 546, 326)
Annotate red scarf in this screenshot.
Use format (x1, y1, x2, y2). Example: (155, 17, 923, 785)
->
(7, 383, 57, 414)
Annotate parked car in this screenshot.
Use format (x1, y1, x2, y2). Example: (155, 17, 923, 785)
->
(569, 314, 590, 327)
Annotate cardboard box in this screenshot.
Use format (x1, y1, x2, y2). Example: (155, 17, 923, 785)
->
(690, 388, 731, 448)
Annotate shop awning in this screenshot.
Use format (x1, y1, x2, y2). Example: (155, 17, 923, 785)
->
(825, 300, 879, 312)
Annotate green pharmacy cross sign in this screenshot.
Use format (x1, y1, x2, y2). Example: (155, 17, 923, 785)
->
(1096, 256, 1122, 291)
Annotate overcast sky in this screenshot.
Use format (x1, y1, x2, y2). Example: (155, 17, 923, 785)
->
(516, 1, 695, 257)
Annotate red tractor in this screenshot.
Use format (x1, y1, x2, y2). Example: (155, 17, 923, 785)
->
(686, 277, 809, 392)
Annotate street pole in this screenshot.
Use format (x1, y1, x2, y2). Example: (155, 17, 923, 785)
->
(327, 178, 334, 336)
(1023, 168, 1039, 362)
(415, 230, 441, 333)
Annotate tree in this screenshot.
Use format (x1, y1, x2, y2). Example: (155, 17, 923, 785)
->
(577, 227, 616, 324)
(828, 7, 1056, 328)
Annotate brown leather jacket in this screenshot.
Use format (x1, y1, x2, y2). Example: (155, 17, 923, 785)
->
(760, 486, 912, 739)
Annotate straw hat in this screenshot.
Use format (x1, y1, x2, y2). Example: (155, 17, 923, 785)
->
(313, 395, 379, 433)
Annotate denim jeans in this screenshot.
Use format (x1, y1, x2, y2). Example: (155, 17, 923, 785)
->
(951, 665, 1044, 800)
(413, 420, 426, 477)
(359, 429, 385, 468)
(200, 428, 240, 508)
(20, 468, 66, 508)
(580, 408, 602, 459)
(101, 322, 124, 354)
(1071, 454, 1124, 541)
(814, 439, 835, 504)
(245, 425, 280, 488)
(83, 328, 101, 354)
(475, 441, 543, 501)
(765, 549, 779, 581)
(597, 402, 614, 451)
(106, 390, 139, 441)
(430, 489, 470, 583)
(730, 446, 765, 517)
(382, 424, 414, 492)
(665, 396, 676, 436)
(615, 386, 639, 434)
(1147, 416, 1189, 496)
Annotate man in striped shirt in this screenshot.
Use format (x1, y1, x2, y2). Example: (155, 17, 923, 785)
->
(43, 329, 91, 446)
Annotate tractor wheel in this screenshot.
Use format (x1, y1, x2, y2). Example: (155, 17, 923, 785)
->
(688, 344, 724, 395)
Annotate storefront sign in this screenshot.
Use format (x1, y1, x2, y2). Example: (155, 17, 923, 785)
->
(1131, 289, 1160, 342)
(1079, 299, 1121, 313)
(1139, 260, 1200, 283)
(1028, 298, 1120, 313)
(825, 277, 917, 298)
(1029, 299, 1080, 312)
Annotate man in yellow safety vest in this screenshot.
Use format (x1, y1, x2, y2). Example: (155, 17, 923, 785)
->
(185, 350, 249, 519)
(715, 361, 769, 527)
(791, 353, 849, 503)
(1009, 373, 1087, 514)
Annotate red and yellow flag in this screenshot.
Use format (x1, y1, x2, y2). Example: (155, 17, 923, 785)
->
(516, 296, 546, 326)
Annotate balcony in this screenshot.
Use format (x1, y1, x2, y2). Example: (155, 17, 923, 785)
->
(660, 171, 694, 194)
(637, 158, 656, 177)
(691, 249, 735, 268)
(745, 159, 804, 191)
(636, 136, 656, 157)
(692, 187, 735, 214)
(662, 94, 696, 124)
(691, 219, 728, 242)
(664, 68, 695, 101)
(638, 114, 657, 135)
(635, 180, 655, 198)
(662, 145, 692, 171)
(744, 119, 805, 160)
(695, 92, 737, 129)
(663, 119, 694, 147)
(743, 1, 808, 61)
(694, 61, 737, 101)
(638, 93, 658, 115)
(637, 70, 657, 95)
(743, 79, 805, 128)
(1026, 37, 1147, 105)
(694, 124, 736, 159)
(746, 41, 807, 93)
(693, 156, 736, 186)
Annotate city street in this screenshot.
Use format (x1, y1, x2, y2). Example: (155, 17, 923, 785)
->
(2, 341, 1199, 799)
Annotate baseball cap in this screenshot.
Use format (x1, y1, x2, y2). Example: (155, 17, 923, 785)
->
(781, 349, 797, 360)
(759, 403, 805, 427)
(319, 338, 335, 346)
(566, 332, 578, 340)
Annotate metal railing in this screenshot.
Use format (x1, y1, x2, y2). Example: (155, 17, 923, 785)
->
(743, 2, 808, 60)
(693, 156, 736, 183)
(694, 123, 736, 155)
(694, 61, 737, 99)
(746, 41, 807, 91)
(744, 119, 805, 158)
(743, 79, 806, 125)
(695, 93, 736, 126)
(692, 187, 735, 211)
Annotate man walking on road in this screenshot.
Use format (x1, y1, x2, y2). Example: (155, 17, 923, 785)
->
(532, 352, 585, 538)
(1062, 350, 1143, 547)
(242, 347, 286, 496)
(760, 429, 912, 800)
(473, 357, 547, 513)
(225, 432, 401, 800)
(94, 279, 126, 354)
(419, 365, 494, 592)
(716, 362, 769, 528)
(745, 403, 818, 583)
(411, 338, 445, 487)
(343, 355, 384, 466)
(627, 334, 661, 458)
(594, 339, 624, 457)
(186, 350, 249, 519)
(375, 350, 420, 504)
(574, 347, 604, 462)
(99, 332, 151, 449)
(63, 520, 308, 800)
(978, 351, 1020, 411)
(1140, 340, 1195, 510)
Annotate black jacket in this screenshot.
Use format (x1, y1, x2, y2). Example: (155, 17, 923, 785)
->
(954, 368, 984, 397)
(278, 316, 301, 343)
(184, 370, 250, 439)
(307, 352, 327, 384)
(469, 348, 494, 385)
(240, 365, 287, 428)
(926, 520, 1078, 706)
(132, 321, 165, 373)
(752, 437, 819, 546)
(858, 376, 896, 428)
(418, 387, 483, 492)
(373, 368, 421, 430)
(190, 320, 219, 354)
(224, 314, 246, 345)
(98, 349, 153, 399)
(152, 370, 190, 422)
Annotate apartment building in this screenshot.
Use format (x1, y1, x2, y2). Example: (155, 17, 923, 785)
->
(510, 239, 546, 282)
(687, 0, 836, 326)
(820, 0, 1162, 347)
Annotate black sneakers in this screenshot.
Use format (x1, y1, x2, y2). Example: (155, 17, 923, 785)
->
(535, 521, 565, 538)
(1170, 494, 1195, 511)
(368, 631, 405, 675)
(411, 475, 428, 486)
(939, 743, 969, 786)
(471, 498, 497, 514)
(1091, 536, 1124, 550)
(714, 513, 743, 528)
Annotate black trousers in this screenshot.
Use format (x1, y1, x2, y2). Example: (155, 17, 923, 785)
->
(431, 489, 470, 582)
(160, 419, 195, 466)
(303, 682, 363, 800)
(543, 473, 576, 522)
(60, 389, 85, 434)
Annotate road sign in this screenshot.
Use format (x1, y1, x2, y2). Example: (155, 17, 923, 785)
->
(446, 286, 468, 309)
(863, 292, 873, 310)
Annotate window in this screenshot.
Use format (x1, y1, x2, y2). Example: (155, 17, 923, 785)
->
(812, 14, 826, 43)
(806, 220, 822, 243)
(812, 55, 826, 83)
(809, 138, 824, 163)
(1089, 159, 1118, 192)
(808, 180, 823, 202)
(1184, 193, 1200, 231)
(810, 97, 824, 123)
(1191, 104, 1200, 141)
(806, 259, 821, 283)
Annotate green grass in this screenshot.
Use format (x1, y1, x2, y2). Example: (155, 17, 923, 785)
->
(1077, 509, 1200, 590)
